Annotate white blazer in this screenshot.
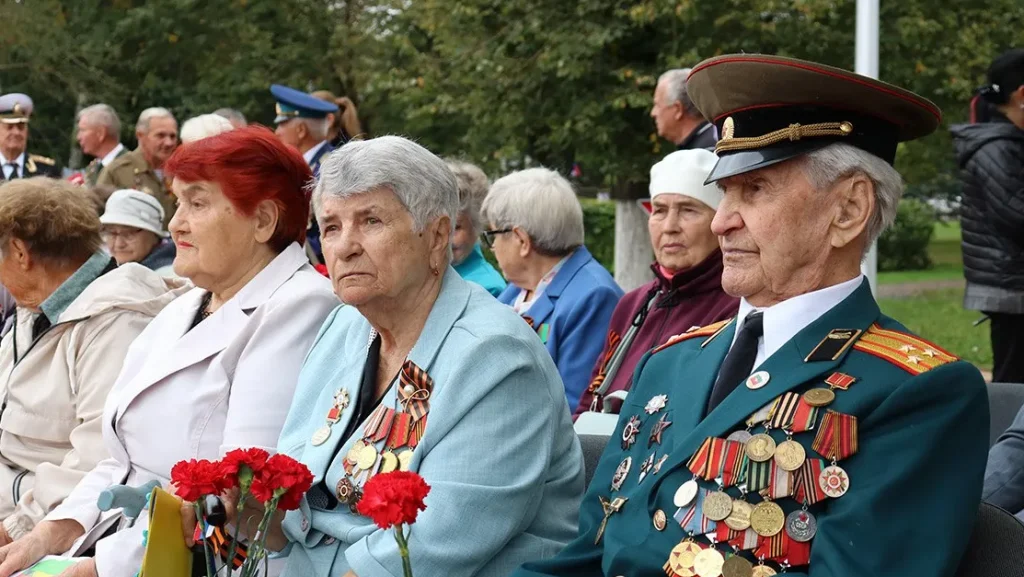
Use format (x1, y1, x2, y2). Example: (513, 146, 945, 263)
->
(46, 243, 338, 577)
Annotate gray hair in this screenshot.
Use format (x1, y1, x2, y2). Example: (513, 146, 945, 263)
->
(658, 68, 699, 116)
(135, 107, 176, 134)
(481, 168, 584, 257)
(314, 135, 458, 236)
(180, 114, 234, 144)
(78, 104, 121, 139)
(800, 142, 904, 256)
(446, 160, 489, 236)
(213, 108, 247, 126)
(298, 117, 330, 142)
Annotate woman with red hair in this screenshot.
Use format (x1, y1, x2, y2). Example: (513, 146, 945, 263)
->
(0, 126, 337, 577)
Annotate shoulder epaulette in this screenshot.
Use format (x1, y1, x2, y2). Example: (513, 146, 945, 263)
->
(653, 319, 733, 354)
(852, 323, 958, 375)
(28, 154, 55, 165)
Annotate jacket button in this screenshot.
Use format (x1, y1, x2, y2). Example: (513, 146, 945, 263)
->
(324, 537, 336, 545)
(301, 517, 309, 531)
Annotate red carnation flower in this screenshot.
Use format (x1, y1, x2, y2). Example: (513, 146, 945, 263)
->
(356, 471, 430, 530)
(220, 448, 270, 489)
(170, 459, 223, 502)
(248, 454, 313, 511)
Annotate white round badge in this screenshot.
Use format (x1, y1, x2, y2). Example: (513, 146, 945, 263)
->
(745, 371, 771, 390)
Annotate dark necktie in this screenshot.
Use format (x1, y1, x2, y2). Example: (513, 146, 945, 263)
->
(706, 311, 765, 413)
(5, 163, 18, 180)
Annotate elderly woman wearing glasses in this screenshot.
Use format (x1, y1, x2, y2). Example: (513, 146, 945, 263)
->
(447, 160, 505, 297)
(182, 136, 584, 577)
(483, 169, 623, 410)
(100, 189, 176, 276)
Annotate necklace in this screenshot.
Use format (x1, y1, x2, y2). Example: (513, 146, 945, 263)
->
(199, 293, 214, 320)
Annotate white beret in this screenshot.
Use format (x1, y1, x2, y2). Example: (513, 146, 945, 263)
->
(648, 149, 722, 210)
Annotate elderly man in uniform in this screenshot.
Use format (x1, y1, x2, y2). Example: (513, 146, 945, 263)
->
(513, 54, 988, 577)
(97, 107, 178, 228)
(271, 84, 339, 265)
(76, 104, 126, 187)
(0, 94, 59, 180)
(651, 69, 717, 151)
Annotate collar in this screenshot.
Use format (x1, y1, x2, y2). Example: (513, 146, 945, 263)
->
(734, 275, 865, 363)
(231, 242, 310, 310)
(677, 121, 713, 148)
(0, 151, 25, 169)
(101, 143, 125, 166)
(651, 249, 725, 296)
(303, 140, 329, 164)
(39, 251, 115, 324)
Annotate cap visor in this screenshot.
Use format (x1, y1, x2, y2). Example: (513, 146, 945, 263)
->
(273, 115, 291, 124)
(704, 141, 832, 184)
(0, 118, 28, 125)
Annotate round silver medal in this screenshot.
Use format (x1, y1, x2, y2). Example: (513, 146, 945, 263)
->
(785, 510, 817, 542)
(311, 425, 332, 446)
(726, 430, 753, 444)
(673, 479, 699, 508)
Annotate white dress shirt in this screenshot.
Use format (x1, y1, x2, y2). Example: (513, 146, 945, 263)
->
(0, 152, 25, 179)
(303, 140, 328, 165)
(732, 275, 866, 369)
(100, 143, 125, 167)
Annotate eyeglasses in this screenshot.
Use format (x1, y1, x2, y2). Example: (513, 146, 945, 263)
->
(481, 228, 513, 248)
(101, 228, 148, 243)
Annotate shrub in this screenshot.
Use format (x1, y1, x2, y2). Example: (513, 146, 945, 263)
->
(878, 198, 935, 272)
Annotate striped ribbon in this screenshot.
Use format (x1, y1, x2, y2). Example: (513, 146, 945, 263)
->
(825, 372, 856, 390)
(811, 410, 859, 462)
(787, 538, 812, 566)
(398, 361, 433, 422)
(369, 408, 396, 443)
(734, 528, 760, 551)
(746, 401, 775, 427)
(386, 412, 411, 449)
(768, 462, 794, 499)
(716, 523, 738, 544)
(676, 488, 717, 534)
(587, 331, 622, 393)
(747, 459, 772, 493)
(755, 532, 787, 560)
(769, 393, 801, 429)
(408, 416, 427, 448)
(521, 315, 535, 329)
(790, 399, 820, 433)
(720, 440, 747, 487)
(363, 405, 388, 439)
(794, 458, 828, 505)
(687, 438, 714, 478)
(206, 525, 247, 568)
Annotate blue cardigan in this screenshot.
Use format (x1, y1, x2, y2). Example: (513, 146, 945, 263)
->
(454, 244, 506, 297)
(277, 268, 584, 577)
(498, 247, 623, 410)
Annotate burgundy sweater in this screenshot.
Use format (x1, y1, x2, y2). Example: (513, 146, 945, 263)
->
(573, 251, 738, 418)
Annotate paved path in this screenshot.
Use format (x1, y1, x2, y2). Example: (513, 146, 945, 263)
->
(877, 279, 963, 299)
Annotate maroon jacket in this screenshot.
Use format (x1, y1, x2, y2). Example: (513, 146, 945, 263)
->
(573, 251, 738, 418)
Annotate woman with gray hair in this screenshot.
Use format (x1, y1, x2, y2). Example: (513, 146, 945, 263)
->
(484, 168, 623, 411)
(447, 160, 505, 296)
(182, 136, 584, 577)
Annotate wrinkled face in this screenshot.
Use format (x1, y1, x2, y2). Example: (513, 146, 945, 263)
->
(319, 188, 446, 307)
(711, 159, 836, 305)
(138, 117, 178, 168)
(648, 194, 719, 273)
(487, 224, 529, 287)
(650, 81, 682, 141)
(102, 225, 160, 265)
(0, 122, 28, 158)
(76, 118, 106, 157)
(169, 179, 262, 288)
(274, 120, 303, 150)
(451, 211, 476, 265)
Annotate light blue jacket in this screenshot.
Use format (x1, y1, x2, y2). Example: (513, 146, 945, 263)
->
(498, 247, 623, 410)
(277, 268, 584, 577)
(454, 243, 506, 297)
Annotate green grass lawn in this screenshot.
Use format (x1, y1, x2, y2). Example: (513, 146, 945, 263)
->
(879, 287, 992, 370)
(878, 221, 963, 285)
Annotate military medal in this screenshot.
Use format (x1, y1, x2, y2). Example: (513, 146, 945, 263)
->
(818, 465, 849, 498)
(311, 387, 350, 446)
(336, 477, 358, 504)
(701, 489, 734, 522)
(802, 388, 835, 407)
(379, 450, 399, 474)
(750, 565, 777, 577)
(745, 459, 771, 493)
(745, 434, 776, 462)
(722, 554, 754, 577)
(654, 454, 669, 475)
(773, 440, 805, 472)
(692, 548, 725, 577)
(767, 463, 794, 500)
(745, 371, 770, 390)
(638, 453, 655, 484)
(398, 450, 414, 471)
(674, 478, 700, 508)
(725, 499, 754, 531)
(622, 415, 642, 449)
(645, 394, 669, 414)
(794, 458, 828, 506)
(727, 430, 753, 444)
(650, 413, 673, 447)
(653, 509, 668, 531)
(811, 410, 857, 498)
(664, 540, 703, 577)
(749, 501, 785, 537)
(785, 509, 817, 542)
(356, 444, 378, 470)
(675, 489, 716, 535)
(611, 456, 632, 491)
(595, 496, 627, 545)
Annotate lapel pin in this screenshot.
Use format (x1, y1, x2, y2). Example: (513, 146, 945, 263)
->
(745, 371, 770, 390)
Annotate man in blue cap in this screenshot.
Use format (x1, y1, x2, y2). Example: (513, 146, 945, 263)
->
(271, 84, 339, 263)
(0, 94, 60, 180)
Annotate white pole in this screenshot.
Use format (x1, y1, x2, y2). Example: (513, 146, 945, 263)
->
(855, 0, 880, 295)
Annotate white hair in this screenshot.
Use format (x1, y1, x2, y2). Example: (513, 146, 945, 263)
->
(314, 135, 458, 234)
(78, 104, 121, 139)
(481, 167, 585, 257)
(800, 142, 904, 256)
(180, 114, 234, 144)
(446, 160, 490, 235)
(135, 107, 176, 134)
(298, 117, 330, 141)
(213, 108, 246, 126)
(658, 68, 699, 116)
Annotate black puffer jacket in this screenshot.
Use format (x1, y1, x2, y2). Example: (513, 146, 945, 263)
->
(951, 115, 1024, 290)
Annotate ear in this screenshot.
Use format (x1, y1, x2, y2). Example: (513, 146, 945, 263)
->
(135, 129, 146, 141)
(427, 215, 452, 264)
(829, 173, 874, 250)
(10, 238, 32, 271)
(252, 199, 281, 245)
(672, 101, 685, 121)
(513, 227, 532, 258)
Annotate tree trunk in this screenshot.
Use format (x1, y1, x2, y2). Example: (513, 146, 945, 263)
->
(614, 200, 653, 292)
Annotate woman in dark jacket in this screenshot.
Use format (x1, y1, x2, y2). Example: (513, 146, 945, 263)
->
(951, 48, 1024, 383)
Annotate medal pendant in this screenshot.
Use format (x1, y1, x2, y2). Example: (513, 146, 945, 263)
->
(674, 479, 700, 508)
(653, 509, 667, 531)
(727, 430, 753, 444)
(802, 388, 835, 407)
(356, 444, 378, 470)
(336, 478, 358, 504)
(701, 491, 734, 522)
(666, 541, 703, 577)
(379, 450, 399, 474)
(751, 565, 778, 577)
(785, 510, 817, 542)
(745, 434, 777, 462)
(722, 554, 754, 577)
(749, 501, 785, 537)
(645, 394, 669, 414)
(311, 425, 332, 446)
(724, 499, 754, 531)
(622, 416, 642, 449)
(611, 456, 632, 491)
(692, 548, 725, 577)
(398, 450, 414, 471)
(773, 440, 806, 472)
(818, 464, 849, 498)
(346, 440, 367, 464)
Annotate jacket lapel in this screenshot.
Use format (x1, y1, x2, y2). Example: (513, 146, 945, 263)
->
(649, 282, 882, 498)
(521, 247, 594, 330)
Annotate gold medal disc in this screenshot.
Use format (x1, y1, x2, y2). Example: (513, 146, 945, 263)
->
(722, 554, 754, 577)
(773, 440, 806, 472)
(311, 425, 332, 446)
(692, 549, 725, 577)
(702, 491, 734, 522)
(724, 499, 754, 531)
(346, 440, 367, 464)
(802, 388, 836, 407)
(750, 501, 785, 537)
(379, 450, 399, 474)
(667, 541, 703, 577)
(751, 566, 778, 577)
(653, 509, 667, 531)
(745, 434, 777, 462)
(356, 444, 378, 470)
(397, 450, 414, 471)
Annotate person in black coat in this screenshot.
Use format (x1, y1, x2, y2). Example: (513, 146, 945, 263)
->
(951, 48, 1024, 383)
(650, 68, 717, 150)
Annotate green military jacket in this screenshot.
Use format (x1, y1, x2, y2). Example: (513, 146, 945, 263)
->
(515, 281, 988, 577)
(96, 147, 174, 227)
(83, 145, 128, 187)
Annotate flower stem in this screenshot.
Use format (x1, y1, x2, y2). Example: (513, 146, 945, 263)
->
(223, 488, 247, 577)
(195, 502, 217, 577)
(394, 524, 414, 577)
